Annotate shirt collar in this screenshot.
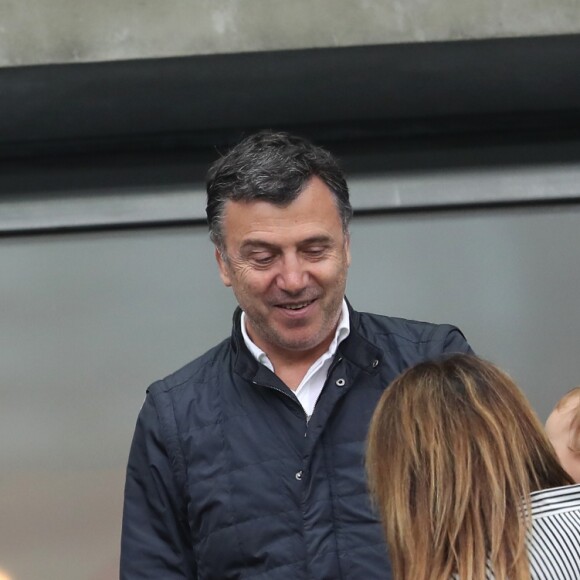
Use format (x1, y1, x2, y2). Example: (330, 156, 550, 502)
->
(241, 299, 350, 369)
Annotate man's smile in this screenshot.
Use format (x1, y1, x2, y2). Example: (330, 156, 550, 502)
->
(277, 299, 316, 311)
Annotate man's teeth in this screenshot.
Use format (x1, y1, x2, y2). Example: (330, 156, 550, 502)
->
(282, 302, 311, 310)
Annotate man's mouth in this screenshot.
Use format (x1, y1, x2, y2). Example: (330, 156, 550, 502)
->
(279, 300, 315, 310)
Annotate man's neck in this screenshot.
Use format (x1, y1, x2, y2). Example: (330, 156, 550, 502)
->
(240, 303, 348, 390)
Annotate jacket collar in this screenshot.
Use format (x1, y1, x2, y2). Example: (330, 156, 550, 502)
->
(338, 298, 384, 375)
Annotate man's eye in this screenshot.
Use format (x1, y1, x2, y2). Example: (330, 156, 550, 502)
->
(251, 254, 275, 266)
(305, 247, 326, 258)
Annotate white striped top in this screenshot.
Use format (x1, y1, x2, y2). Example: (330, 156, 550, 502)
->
(452, 484, 580, 579)
(526, 483, 580, 579)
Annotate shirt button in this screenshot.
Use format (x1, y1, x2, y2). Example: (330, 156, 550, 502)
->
(372, 359, 379, 368)
(335, 378, 346, 387)
(295, 470, 303, 481)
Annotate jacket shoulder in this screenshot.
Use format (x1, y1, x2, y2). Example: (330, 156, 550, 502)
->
(355, 310, 472, 356)
(147, 336, 231, 399)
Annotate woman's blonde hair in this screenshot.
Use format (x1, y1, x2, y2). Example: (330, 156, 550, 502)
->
(366, 354, 573, 580)
(555, 386, 580, 452)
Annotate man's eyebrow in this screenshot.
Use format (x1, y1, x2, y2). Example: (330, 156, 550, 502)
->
(239, 240, 279, 252)
(240, 235, 333, 252)
(299, 235, 333, 246)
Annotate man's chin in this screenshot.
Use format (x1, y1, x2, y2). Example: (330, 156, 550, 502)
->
(273, 331, 329, 354)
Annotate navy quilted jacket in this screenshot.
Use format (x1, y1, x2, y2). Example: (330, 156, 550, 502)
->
(121, 303, 472, 579)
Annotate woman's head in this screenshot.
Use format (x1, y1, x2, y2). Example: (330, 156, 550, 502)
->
(366, 354, 573, 580)
(545, 386, 580, 483)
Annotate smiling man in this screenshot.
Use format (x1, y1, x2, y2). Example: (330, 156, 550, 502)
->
(121, 131, 473, 579)
(215, 174, 350, 392)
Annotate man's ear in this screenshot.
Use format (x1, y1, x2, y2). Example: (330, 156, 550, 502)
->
(215, 247, 232, 287)
(345, 233, 352, 268)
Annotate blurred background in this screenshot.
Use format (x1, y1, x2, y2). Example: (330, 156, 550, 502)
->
(2, 1, 580, 578)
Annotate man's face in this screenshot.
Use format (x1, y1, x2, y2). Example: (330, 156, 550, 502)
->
(216, 177, 351, 362)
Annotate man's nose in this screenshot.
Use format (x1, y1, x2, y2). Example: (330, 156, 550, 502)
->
(276, 254, 307, 293)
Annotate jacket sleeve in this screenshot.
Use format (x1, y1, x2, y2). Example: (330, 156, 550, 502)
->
(121, 389, 197, 579)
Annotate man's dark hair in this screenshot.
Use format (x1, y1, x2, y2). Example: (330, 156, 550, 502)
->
(206, 130, 352, 251)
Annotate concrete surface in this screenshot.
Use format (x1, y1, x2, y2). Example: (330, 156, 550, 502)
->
(1, 0, 580, 67)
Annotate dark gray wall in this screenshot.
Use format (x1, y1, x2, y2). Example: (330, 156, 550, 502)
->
(1, 200, 580, 578)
